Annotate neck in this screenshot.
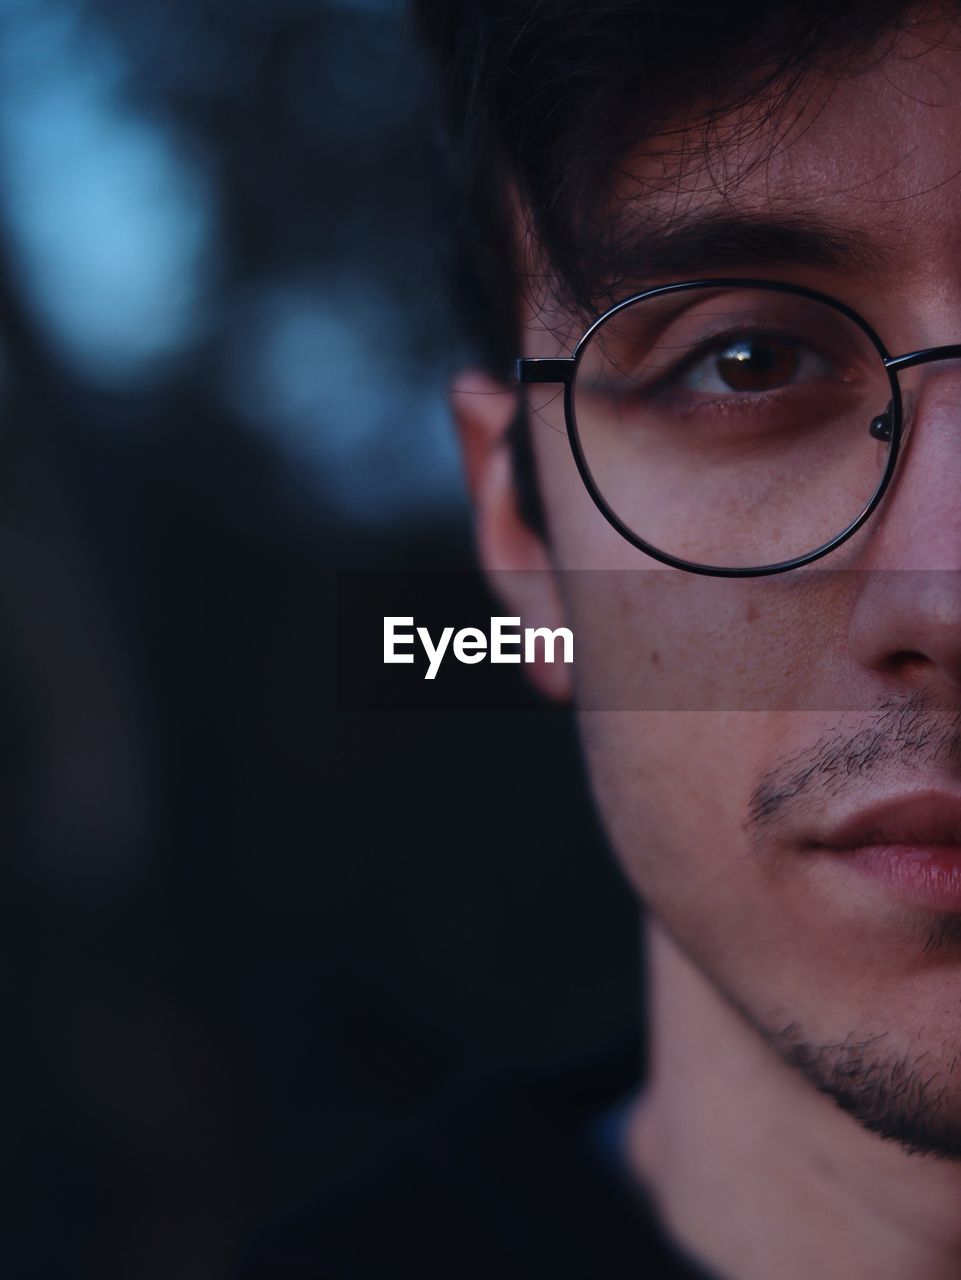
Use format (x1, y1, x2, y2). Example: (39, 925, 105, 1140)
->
(624, 916, 961, 1280)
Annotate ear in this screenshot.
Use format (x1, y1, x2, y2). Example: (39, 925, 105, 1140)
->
(450, 369, 571, 701)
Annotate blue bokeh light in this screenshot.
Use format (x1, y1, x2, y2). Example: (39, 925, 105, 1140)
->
(0, 0, 215, 387)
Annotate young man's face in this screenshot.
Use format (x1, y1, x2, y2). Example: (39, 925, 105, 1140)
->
(463, 10, 961, 1155)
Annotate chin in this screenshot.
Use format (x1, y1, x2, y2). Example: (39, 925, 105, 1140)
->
(767, 1015, 961, 1162)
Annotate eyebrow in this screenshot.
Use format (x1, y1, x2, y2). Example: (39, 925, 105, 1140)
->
(600, 210, 892, 292)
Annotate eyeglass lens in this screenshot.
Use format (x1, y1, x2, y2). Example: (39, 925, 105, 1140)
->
(571, 287, 895, 571)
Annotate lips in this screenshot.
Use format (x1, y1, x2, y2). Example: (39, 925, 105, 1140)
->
(815, 791, 961, 853)
(810, 791, 961, 912)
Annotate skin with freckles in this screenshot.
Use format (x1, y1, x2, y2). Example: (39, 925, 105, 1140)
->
(453, 10, 961, 1279)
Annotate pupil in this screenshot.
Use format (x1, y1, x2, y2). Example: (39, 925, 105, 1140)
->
(716, 337, 798, 391)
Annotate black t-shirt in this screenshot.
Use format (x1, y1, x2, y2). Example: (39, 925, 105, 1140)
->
(239, 1038, 717, 1279)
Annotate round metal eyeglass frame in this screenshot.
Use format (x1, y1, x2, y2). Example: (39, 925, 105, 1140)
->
(515, 277, 961, 578)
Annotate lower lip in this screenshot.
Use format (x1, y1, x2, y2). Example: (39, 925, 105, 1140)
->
(825, 845, 961, 911)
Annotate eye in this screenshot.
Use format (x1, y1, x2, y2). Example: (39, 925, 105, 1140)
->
(682, 333, 807, 394)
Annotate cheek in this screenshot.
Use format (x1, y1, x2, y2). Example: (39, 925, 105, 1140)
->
(578, 709, 755, 907)
(577, 707, 832, 1016)
(560, 567, 842, 718)
(564, 577, 849, 954)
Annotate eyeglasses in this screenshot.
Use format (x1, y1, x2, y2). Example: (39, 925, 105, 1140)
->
(516, 278, 961, 577)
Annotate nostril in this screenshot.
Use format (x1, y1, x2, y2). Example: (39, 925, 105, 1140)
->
(888, 649, 932, 678)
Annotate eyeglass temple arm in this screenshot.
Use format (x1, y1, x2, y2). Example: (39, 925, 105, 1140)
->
(515, 358, 576, 385)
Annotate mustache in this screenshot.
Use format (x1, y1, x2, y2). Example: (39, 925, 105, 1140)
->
(746, 694, 961, 837)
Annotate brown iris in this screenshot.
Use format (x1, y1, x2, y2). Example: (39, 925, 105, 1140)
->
(715, 335, 799, 391)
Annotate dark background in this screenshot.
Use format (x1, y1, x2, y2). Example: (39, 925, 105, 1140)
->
(1, 2, 639, 1275)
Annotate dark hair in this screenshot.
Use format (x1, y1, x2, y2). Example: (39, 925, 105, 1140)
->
(412, 0, 932, 526)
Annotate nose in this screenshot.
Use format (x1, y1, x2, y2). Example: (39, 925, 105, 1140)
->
(849, 570, 961, 694)
(848, 370, 961, 696)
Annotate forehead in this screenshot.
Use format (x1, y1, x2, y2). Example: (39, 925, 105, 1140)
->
(609, 15, 961, 289)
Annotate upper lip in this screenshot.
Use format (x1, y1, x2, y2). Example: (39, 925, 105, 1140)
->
(813, 791, 961, 851)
